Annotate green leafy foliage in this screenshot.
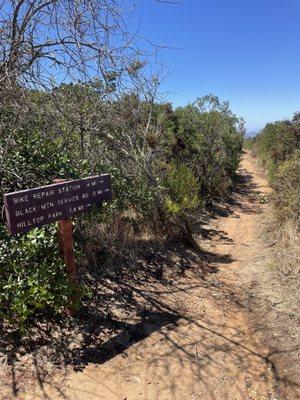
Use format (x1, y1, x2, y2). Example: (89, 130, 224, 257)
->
(0, 225, 73, 330)
(255, 122, 300, 183)
(173, 95, 244, 199)
(164, 162, 201, 216)
(251, 117, 300, 230)
(0, 128, 81, 204)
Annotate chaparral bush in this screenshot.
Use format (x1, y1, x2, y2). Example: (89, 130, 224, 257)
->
(252, 116, 300, 215)
(255, 121, 300, 184)
(0, 225, 73, 331)
(250, 113, 300, 279)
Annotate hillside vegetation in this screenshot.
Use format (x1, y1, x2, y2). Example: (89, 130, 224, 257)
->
(0, 89, 244, 329)
(244, 115, 300, 277)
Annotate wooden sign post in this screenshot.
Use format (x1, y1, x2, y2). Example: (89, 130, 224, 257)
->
(3, 174, 112, 315)
(53, 179, 78, 287)
(58, 218, 77, 283)
(58, 217, 78, 315)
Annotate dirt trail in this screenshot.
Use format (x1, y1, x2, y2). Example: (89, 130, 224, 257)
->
(6, 153, 278, 400)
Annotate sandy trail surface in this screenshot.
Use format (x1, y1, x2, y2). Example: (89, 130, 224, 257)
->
(4, 153, 280, 400)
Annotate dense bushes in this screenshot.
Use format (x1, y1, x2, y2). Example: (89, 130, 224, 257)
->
(0, 88, 244, 329)
(246, 116, 300, 229)
(0, 225, 73, 330)
(164, 162, 201, 217)
(256, 122, 299, 183)
(174, 95, 244, 199)
(246, 116, 300, 280)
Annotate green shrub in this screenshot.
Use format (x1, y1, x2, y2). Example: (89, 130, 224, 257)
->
(164, 162, 202, 216)
(252, 117, 300, 240)
(0, 225, 73, 330)
(256, 122, 300, 183)
(0, 129, 82, 207)
(173, 95, 244, 199)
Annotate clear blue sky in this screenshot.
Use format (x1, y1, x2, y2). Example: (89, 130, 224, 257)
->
(133, 0, 300, 134)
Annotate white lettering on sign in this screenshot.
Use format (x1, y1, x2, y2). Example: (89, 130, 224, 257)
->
(48, 211, 63, 219)
(13, 195, 29, 205)
(69, 205, 85, 213)
(58, 184, 81, 194)
(16, 216, 45, 229)
(41, 202, 54, 210)
(15, 206, 37, 216)
(33, 189, 55, 200)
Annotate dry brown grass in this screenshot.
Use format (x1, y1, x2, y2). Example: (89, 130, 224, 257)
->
(274, 221, 300, 278)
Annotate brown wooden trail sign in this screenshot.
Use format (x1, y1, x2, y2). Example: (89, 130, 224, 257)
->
(3, 175, 111, 235)
(3, 175, 112, 315)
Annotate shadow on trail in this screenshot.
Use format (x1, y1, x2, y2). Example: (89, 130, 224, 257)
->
(71, 311, 180, 367)
(0, 238, 222, 399)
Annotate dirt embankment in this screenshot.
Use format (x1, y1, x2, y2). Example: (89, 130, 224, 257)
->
(1, 152, 299, 400)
